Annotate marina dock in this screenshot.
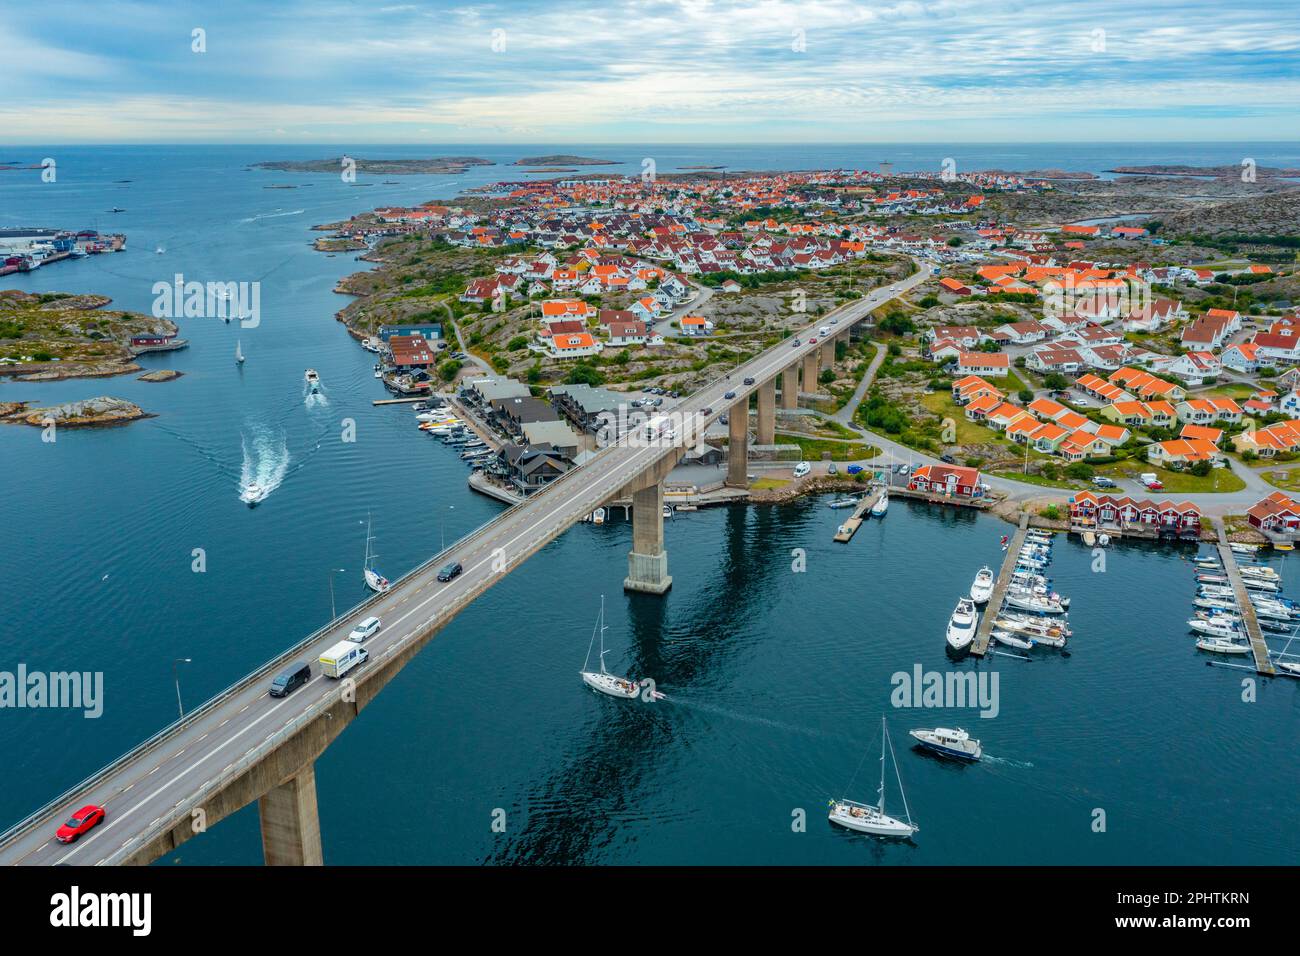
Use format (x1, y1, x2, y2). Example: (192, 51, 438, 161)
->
(971, 513, 1030, 657)
(1215, 527, 1276, 675)
(833, 486, 884, 543)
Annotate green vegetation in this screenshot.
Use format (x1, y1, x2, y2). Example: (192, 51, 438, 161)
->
(775, 433, 879, 461)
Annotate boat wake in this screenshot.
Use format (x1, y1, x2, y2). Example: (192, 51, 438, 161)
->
(303, 383, 328, 408)
(238, 426, 290, 505)
(239, 208, 305, 224)
(982, 754, 1034, 770)
(664, 695, 824, 739)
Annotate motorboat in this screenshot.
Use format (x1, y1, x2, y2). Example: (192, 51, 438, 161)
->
(909, 727, 982, 762)
(1188, 618, 1239, 639)
(1192, 595, 1237, 613)
(996, 614, 1070, 641)
(1277, 660, 1300, 677)
(1196, 637, 1251, 655)
(304, 368, 321, 392)
(1230, 542, 1260, 556)
(592, 508, 606, 525)
(870, 491, 889, 517)
(1239, 565, 1280, 581)
(242, 482, 262, 508)
(945, 597, 978, 651)
(580, 596, 640, 699)
(829, 717, 918, 838)
(827, 496, 859, 509)
(969, 567, 995, 604)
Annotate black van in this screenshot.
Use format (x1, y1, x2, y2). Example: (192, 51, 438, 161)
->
(269, 662, 311, 697)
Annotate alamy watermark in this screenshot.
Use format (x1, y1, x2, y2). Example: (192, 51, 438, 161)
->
(1, 664, 103, 718)
(890, 664, 999, 718)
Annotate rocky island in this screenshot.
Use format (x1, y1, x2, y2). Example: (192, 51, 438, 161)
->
(513, 155, 618, 166)
(0, 396, 150, 427)
(0, 290, 183, 381)
(253, 157, 494, 175)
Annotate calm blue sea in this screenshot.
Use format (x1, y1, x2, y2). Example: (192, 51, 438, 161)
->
(1, 144, 1298, 864)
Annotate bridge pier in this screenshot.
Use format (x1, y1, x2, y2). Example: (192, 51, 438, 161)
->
(821, 340, 835, 369)
(726, 404, 749, 488)
(259, 762, 324, 866)
(756, 379, 776, 445)
(624, 482, 672, 594)
(802, 353, 818, 394)
(780, 365, 798, 410)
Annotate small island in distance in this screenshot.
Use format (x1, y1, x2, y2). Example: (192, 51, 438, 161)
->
(513, 154, 619, 166)
(252, 157, 494, 175)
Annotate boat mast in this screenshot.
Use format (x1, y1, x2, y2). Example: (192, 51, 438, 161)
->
(877, 716, 887, 813)
(598, 595, 609, 675)
(886, 719, 914, 829)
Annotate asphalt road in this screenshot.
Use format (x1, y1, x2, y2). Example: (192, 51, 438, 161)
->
(0, 266, 928, 866)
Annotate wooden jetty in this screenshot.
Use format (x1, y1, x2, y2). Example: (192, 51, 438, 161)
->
(971, 513, 1030, 657)
(372, 396, 427, 406)
(833, 486, 884, 543)
(1215, 527, 1276, 675)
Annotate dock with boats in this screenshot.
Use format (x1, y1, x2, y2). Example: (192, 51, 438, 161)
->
(832, 486, 885, 543)
(1212, 529, 1277, 675)
(971, 514, 1029, 657)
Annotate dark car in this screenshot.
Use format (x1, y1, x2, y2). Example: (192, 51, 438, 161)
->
(437, 561, 463, 582)
(724, 390, 736, 399)
(940, 454, 957, 464)
(702, 406, 714, 416)
(269, 661, 311, 698)
(56, 805, 105, 844)
(743, 377, 755, 385)
(792, 338, 801, 346)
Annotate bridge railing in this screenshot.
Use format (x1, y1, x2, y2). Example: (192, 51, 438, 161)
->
(0, 438, 629, 853)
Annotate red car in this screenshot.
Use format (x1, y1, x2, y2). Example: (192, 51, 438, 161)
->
(56, 805, 105, 843)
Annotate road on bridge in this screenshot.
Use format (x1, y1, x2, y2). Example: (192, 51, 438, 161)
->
(0, 263, 928, 866)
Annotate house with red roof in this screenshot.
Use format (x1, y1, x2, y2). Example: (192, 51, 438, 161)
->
(907, 464, 983, 498)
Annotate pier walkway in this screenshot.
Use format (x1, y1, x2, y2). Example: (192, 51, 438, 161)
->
(1215, 527, 1276, 675)
(971, 513, 1030, 657)
(833, 486, 884, 542)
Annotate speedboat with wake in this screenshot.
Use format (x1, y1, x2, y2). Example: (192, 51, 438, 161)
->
(909, 727, 982, 762)
(304, 368, 321, 393)
(946, 597, 978, 652)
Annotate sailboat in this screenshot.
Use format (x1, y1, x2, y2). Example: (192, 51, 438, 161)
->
(829, 717, 918, 838)
(870, 489, 889, 517)
(580, 596, 639, 699)
(235, 340, 245, 365)
(363, 514, 391, 593)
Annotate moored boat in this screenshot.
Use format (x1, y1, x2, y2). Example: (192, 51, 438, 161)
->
(969, 566, 995, 605)
(1196, 637, 1251, 655)
(945, 597, 978, 652)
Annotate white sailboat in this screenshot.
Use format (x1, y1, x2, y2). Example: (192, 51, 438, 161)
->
(870, 490, 889, 517)
(580, 596, 639, 699)
(235, 339, 245, 365)
(363, 513, 391, 593)
(829, 717, 918, 838)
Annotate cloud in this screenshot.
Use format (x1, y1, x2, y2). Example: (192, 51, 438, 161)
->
(3, 0, 1298, 142)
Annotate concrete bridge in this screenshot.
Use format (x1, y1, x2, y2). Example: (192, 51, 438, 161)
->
(0, 266, 927, 867)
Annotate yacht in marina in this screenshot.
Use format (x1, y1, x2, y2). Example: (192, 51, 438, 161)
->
(870, 490, 889, 517)
(946, 597, 978, 651)
(969, 566, 995, 605)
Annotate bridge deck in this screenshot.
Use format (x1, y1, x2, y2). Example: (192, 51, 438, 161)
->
(971, 513, 1030, 657)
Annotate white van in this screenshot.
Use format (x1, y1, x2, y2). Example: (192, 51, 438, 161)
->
(818, 326, 831, 336)
(793, 461, 811, 478)
(320, 641, 368, 679)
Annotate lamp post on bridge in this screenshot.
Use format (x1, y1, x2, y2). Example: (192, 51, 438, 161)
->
(328, 568, 346, 624)
(442, 505, 455, 552)
(173, 657, 191, 719)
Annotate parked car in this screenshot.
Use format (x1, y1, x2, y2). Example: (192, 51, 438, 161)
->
(1092, 476, 1117, 489)
(940, 453, 957, 464)
(56, 805, 105, 844)
(828, 462, 838, 475)
(846, 464, 864, 475)
(437, 561, 463, 582)
(348, 616, 382, 643)
(269, 661, 311, 697)
(793, 461, 811, 478)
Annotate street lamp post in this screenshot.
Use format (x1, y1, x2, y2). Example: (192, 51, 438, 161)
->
(328, 568, 346, 624)
(442, 505, 456, 552)
(173, 658, 191, 719)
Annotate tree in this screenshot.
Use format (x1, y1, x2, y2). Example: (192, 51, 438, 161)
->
(1017, 389, 1034, 403)
(437, 359, 463, 382)
(1065, 462, 1095, 480)
(819, 368, 836, 385)
(1043, 372, 1069, 391)
(506, 335, 529, 351)
(565, 361, 605, 386)
(1190, 460, 1212, 477)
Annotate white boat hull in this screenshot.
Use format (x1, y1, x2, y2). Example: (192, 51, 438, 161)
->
(581, 670, 639, 698)
(828, 802, 917, 838)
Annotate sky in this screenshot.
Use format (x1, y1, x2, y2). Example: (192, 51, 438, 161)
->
(3, 0, 1300, 144)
